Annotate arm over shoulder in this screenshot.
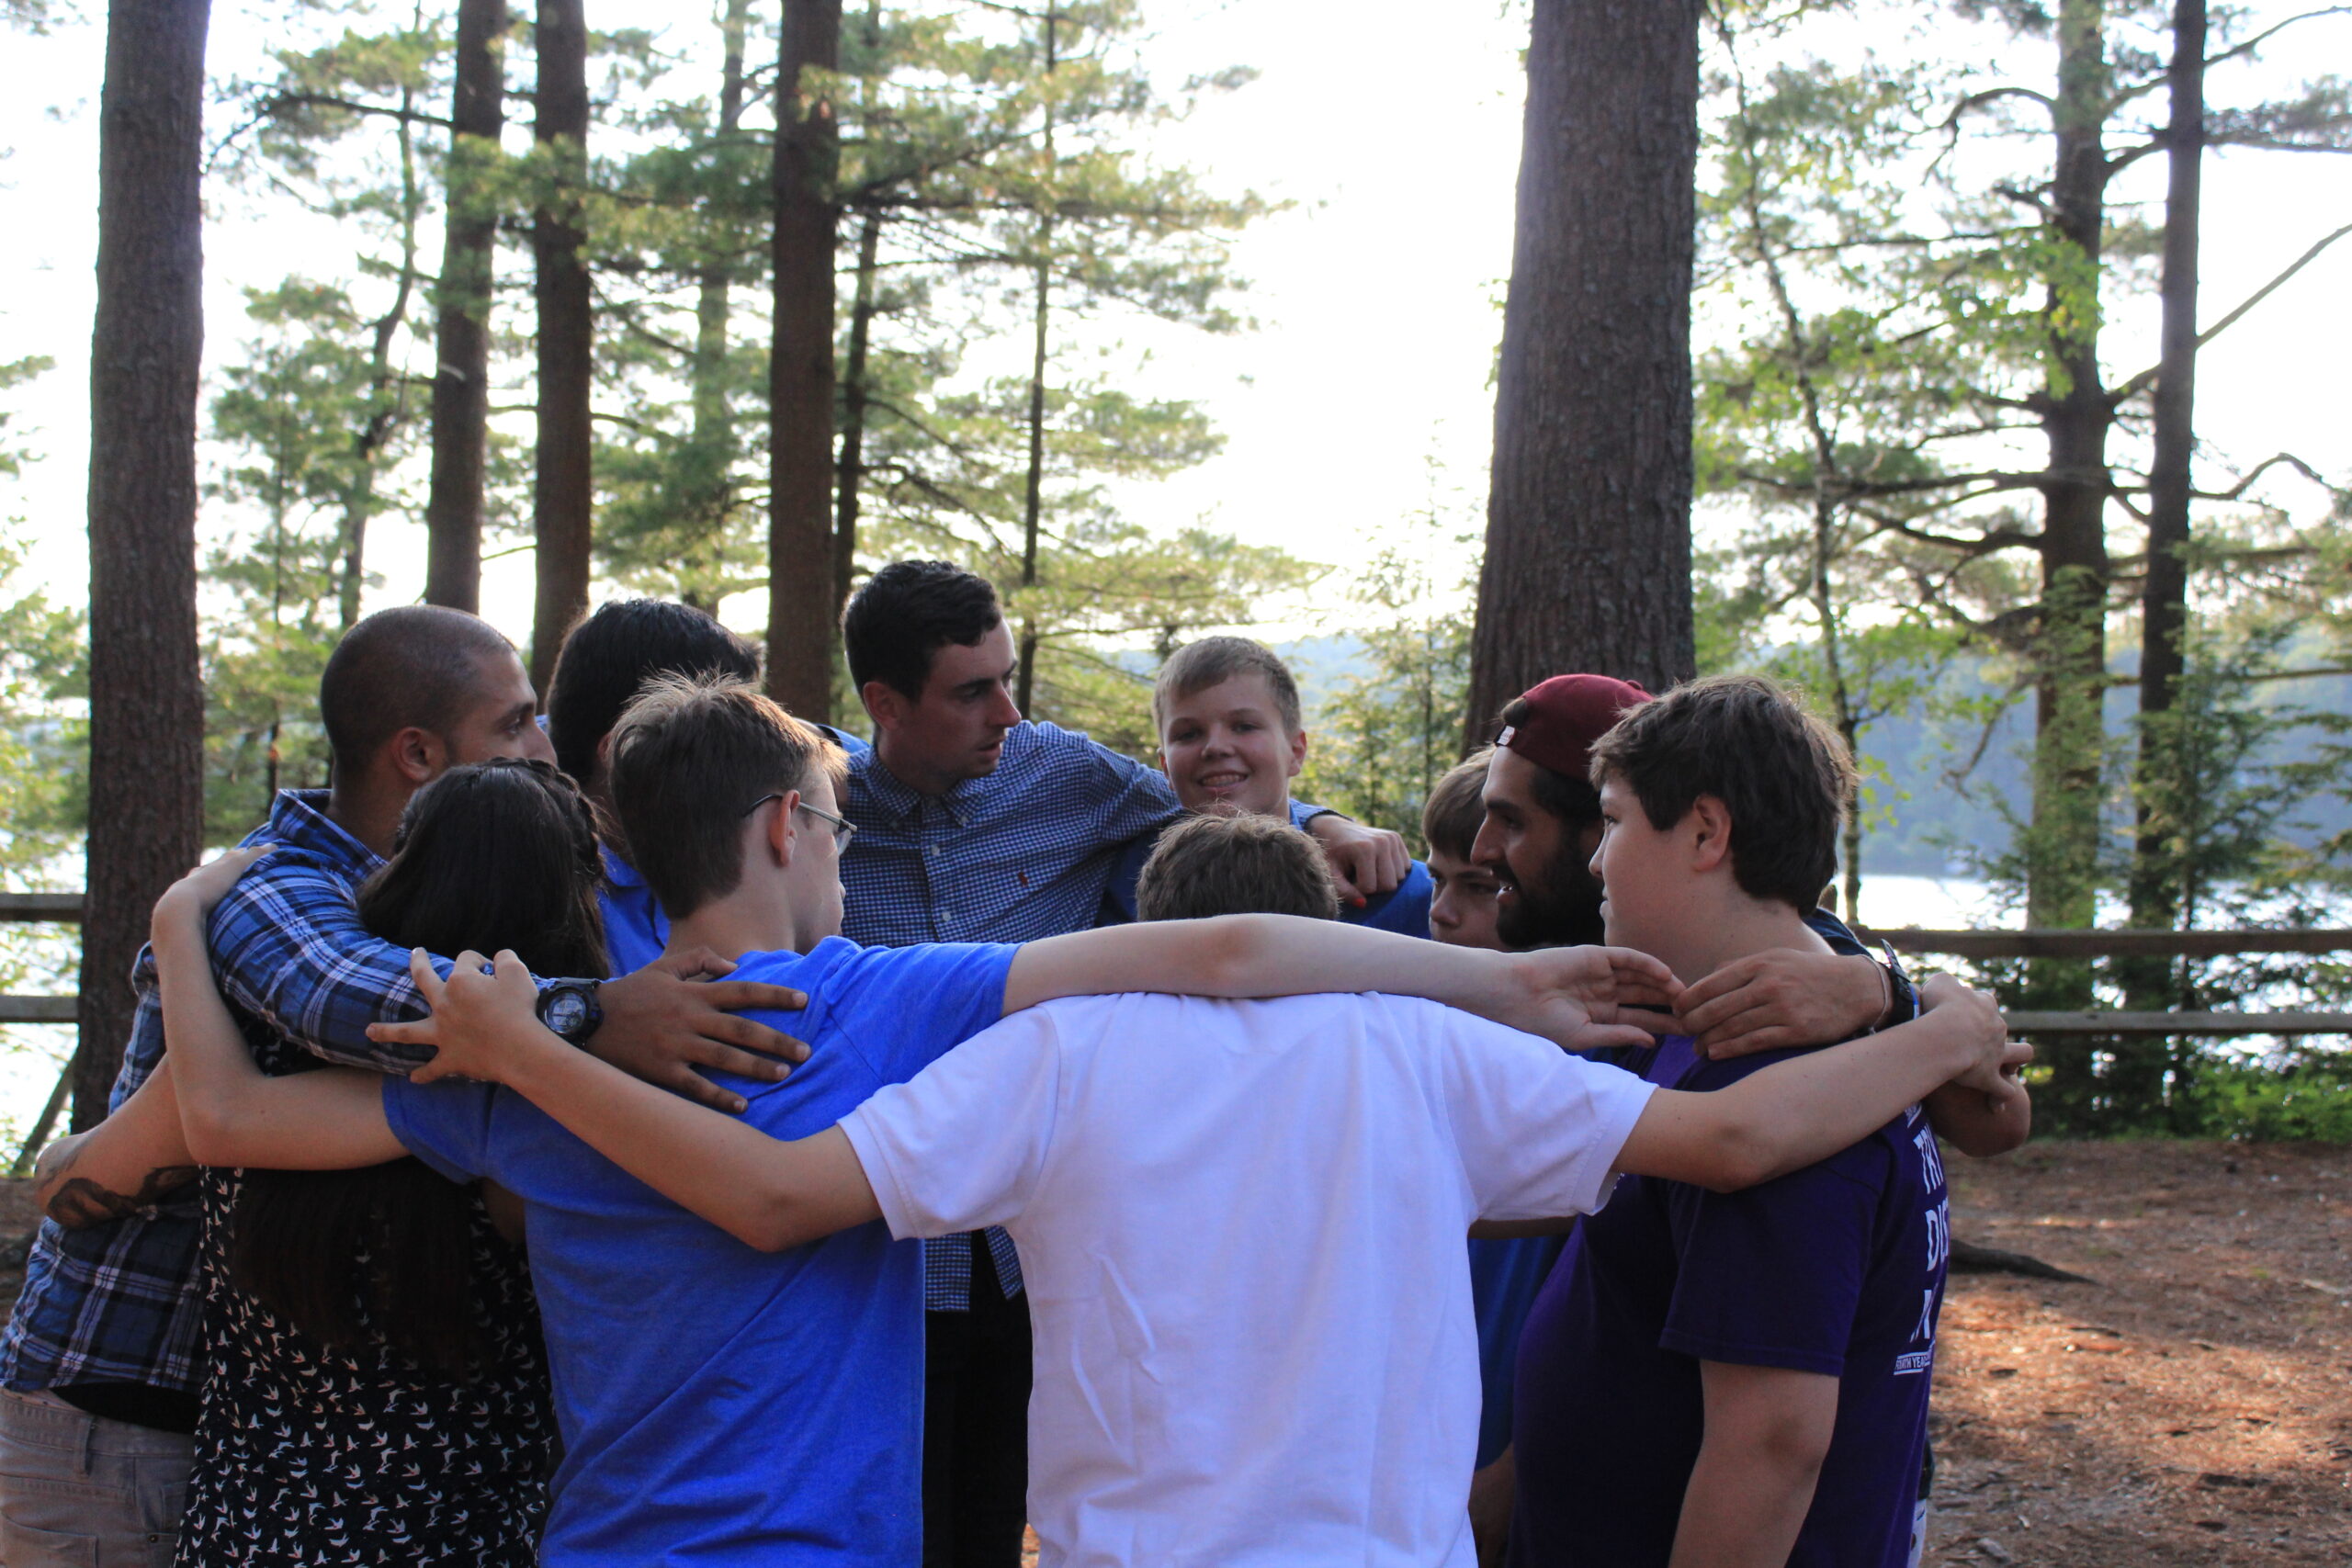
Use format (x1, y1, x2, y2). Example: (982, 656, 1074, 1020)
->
(1430, 1004, 1657, 1224)
(840, 1003, 1067, 1241)
(206, 854, 452, 1073)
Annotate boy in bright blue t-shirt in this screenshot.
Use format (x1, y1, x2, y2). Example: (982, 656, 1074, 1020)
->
(1508, 676, 2031, 1568)
(149, 676, 1690, 1567)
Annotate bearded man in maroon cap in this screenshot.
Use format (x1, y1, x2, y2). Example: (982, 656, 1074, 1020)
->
(1471, 673, 1907, 1054)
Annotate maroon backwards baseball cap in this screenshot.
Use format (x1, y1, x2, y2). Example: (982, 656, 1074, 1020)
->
(1494, 673, 1651, 783)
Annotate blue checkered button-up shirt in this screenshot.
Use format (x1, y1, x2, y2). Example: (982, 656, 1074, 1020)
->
(1, 791, 443, 1395)
(841, 721, 1182, 1310)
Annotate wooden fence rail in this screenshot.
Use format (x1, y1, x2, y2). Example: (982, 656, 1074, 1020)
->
(1853, 927, 2351, 1038)
(1854, 927, 2352, 961)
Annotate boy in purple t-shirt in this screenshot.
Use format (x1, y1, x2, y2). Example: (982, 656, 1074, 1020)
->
(1508, 675, 2032, 1568)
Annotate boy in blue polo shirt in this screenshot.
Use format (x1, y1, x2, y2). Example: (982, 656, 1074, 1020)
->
(1509, 675, 2032, 1568)
(147, 676, 1690, 1567)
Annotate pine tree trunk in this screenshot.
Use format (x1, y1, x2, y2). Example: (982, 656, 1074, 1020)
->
(833, 207, 881, 626)
(77, 0, 210, 1131)
(2120, 0, 2205, 1113)
(1013, 251, 1049, 716)
(1012, 6, 1058, 718)
(765, 0, 842, 719)
(531, 0, 594, 692)
(424, 0, 504, 613)
(2027, 0, 2118, 1122)
(682, 0, 753, 607)
(1466, 0, 1700, 738)
(343, 78, 427, 631)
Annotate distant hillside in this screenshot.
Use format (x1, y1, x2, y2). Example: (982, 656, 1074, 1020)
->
(1272, 633, 2350, 880)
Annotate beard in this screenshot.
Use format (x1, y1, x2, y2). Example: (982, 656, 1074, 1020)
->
(1495, 835, 1607, 950)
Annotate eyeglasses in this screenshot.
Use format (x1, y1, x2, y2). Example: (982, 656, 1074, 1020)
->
(741, 792, 856, 854)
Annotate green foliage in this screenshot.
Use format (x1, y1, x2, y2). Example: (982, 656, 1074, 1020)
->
(201, 282, 403, 835)
(1295, 479, 1475, 841)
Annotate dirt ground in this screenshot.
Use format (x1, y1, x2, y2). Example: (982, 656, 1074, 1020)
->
(1926, 1140, 2350, 1566)
(2, 1144, 2345, 1565)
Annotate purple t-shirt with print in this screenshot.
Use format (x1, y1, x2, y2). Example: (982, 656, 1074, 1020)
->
(1507, 1034, 1951, 1568)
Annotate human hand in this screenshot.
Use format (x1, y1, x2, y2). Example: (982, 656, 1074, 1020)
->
(1503, 945, 1683, 1053)
(1675, 948, 1888, 1059)
(589, 947, 812, 1112)
(371, 948, 552, 1086)
(1468, 1448, 1515, 1568)
(1305, 813, 1409, 903)
(1916, 973, 2016, 1097)
(152, 844, 274, 936)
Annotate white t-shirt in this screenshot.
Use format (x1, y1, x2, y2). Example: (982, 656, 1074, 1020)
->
(838, 990, 1657, 1568)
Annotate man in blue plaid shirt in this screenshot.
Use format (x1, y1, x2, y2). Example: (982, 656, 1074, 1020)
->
(0, 606, 809, 1567)
(836, 561, 1409, 1568)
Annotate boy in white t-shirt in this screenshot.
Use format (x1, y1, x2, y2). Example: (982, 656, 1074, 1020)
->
(377, 803, 2018, 1567)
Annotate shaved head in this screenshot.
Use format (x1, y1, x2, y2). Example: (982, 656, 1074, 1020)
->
(320, 606, 521, 776)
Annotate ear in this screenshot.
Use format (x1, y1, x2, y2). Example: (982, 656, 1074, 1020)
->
(1283, 726, 1308, 779)
(859, 680, 905, 733)
(765, 787, 802, 868)
(387, 728, 444, 788)
(1687, 795, 1735, 874)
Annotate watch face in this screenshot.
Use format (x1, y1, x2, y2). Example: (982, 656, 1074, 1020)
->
(544, 989, 589, 1037)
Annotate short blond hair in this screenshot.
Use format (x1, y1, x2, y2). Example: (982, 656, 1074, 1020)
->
(1136, 812, 1339, 923)
(1151, 637, 1303, 736)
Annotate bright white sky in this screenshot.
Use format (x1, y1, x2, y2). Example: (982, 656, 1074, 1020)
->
(1, 0, 2346, 649)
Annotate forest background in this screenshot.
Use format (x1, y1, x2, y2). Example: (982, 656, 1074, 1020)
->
(0, 0, 2347, 1150)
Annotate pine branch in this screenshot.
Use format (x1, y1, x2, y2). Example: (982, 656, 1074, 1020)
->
(2109, 222, 2352, 403)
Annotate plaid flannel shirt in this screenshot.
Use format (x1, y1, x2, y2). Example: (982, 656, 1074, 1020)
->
(1, 791, 444, 1395)
(841, 721, 1183, 1311)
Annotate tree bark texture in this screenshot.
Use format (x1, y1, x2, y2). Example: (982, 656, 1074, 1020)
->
(1465, 0, 1701, 740)
(766, 0, 842, 720)
(531, 0, 594, 692)
(832, 207, 881, 626)
(343, 73, 427, 631)
(424, 0, 504, 614)
(2027, 0, 2118, 1114)
(680, 0, 754, 614)
(2118, 0, 2207, 1100)
(78, 0, 210, 1130)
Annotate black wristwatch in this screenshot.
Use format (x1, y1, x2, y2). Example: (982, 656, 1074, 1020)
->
(1877, 942, 1919, 1028)
(536, 978, 605, 1045)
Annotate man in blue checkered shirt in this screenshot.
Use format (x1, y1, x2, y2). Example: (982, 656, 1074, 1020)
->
(836, 560, 1409, 1568)
(0, 606, 808, 1565)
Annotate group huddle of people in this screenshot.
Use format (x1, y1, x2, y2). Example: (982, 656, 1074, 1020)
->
(0, 558, 2030, 1568)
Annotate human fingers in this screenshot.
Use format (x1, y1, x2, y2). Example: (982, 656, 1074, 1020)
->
(1606, 948, 1682, 1008)
(656, 945, 740, 982)
(696, 980, 810, 1015)
(689, 1009, 810, 1067)
(1682, 989, 1781, 1055)
(682, 1038, 802, 1087)
(1671, 960, 1769, 1037)
(166, 843, 277, 917)
(368, 1019, 437, 1048)
(408, 947, 449, 1014)
(1694, 1021, 1809, 1059)
(1322, 842, 1373, 907)
(1570, 1021, 1670, 1054)
(655, 1061, 752, 1115)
